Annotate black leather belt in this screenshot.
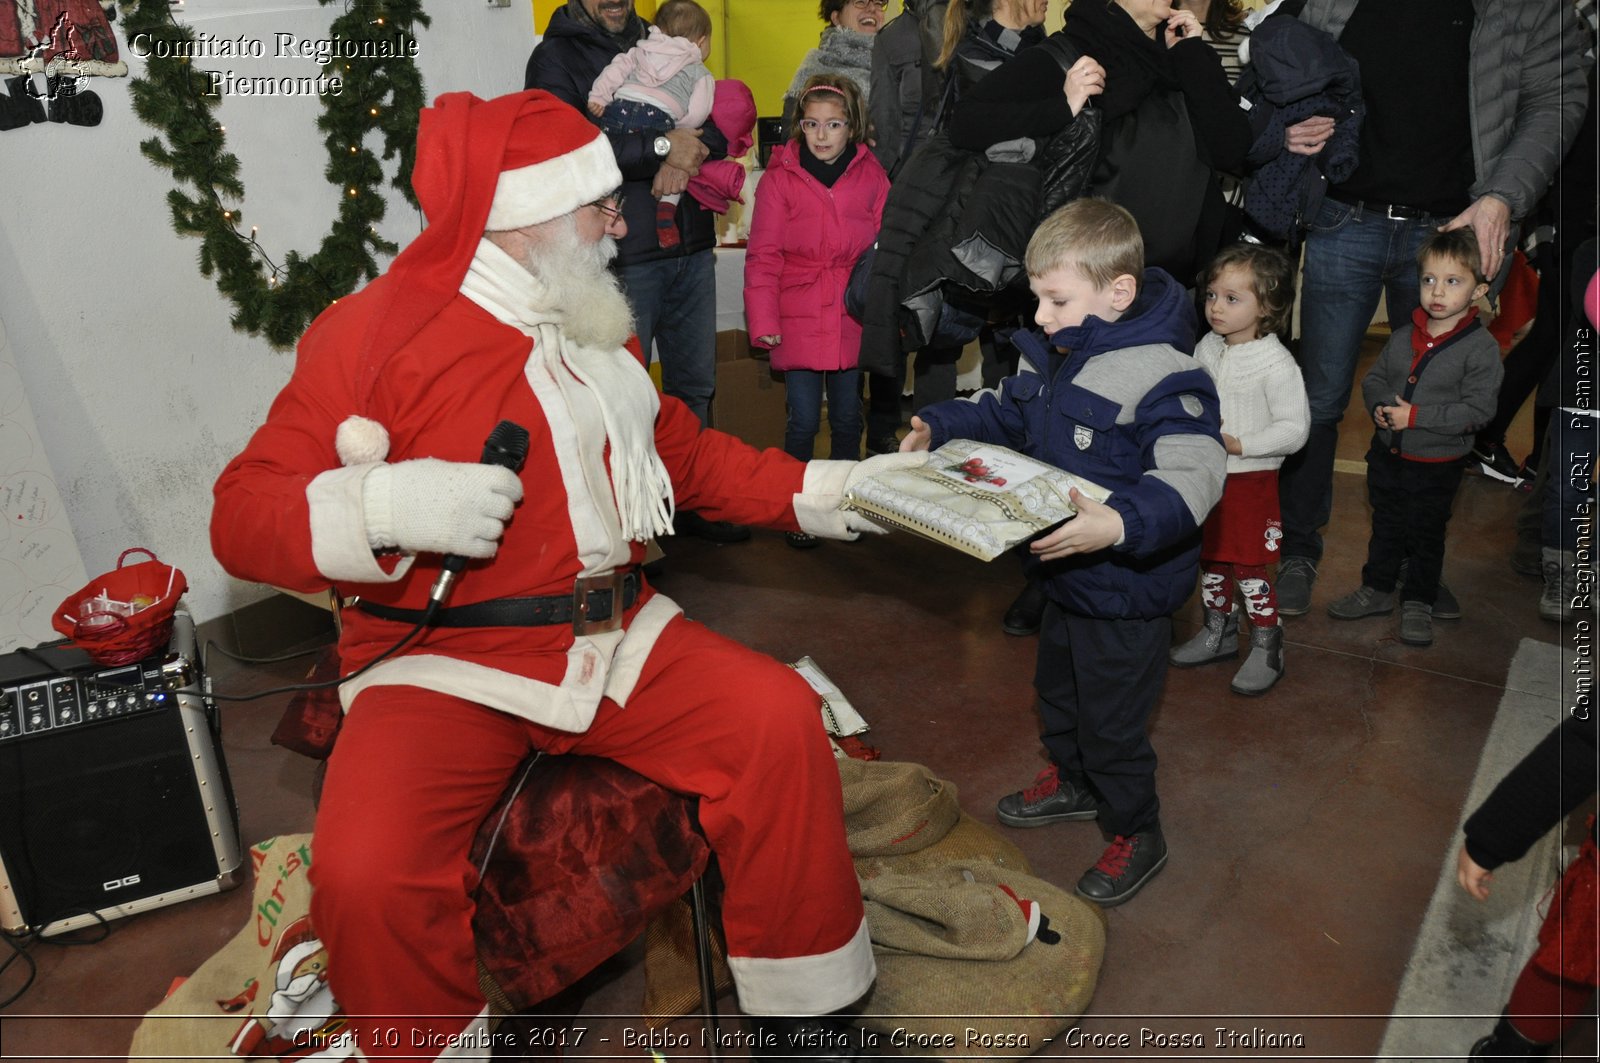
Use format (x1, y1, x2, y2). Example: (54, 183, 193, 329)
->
(1327, 190, 1440, 221)
(356, 570, 641, 635)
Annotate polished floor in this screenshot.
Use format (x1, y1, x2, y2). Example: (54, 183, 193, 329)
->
(4, 337, 1596, 1061)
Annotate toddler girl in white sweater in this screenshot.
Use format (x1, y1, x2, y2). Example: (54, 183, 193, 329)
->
(1171, 244, 1310, 695)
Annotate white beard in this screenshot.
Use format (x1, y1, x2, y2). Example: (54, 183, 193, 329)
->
(519, 217, 636, 351)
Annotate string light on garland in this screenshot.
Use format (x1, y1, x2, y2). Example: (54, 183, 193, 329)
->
(123, 0, 430, 348)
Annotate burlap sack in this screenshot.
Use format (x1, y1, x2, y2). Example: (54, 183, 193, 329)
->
(854, 863, 1105, 1059)
(639, 890, 734, 1023)
(839, 757, 963, 857)
(643, 759, 1104, 1054)
(862, 863, 1038, 961)
(128, 834, 352, 1062)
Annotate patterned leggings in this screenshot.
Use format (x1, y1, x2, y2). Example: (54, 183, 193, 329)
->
(1199, 562, 1279, 627)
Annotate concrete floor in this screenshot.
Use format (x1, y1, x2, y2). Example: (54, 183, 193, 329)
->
(3, 337, 1595, 1061)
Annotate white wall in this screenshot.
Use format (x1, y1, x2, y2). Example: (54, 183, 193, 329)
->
(0, 0, 536, 627)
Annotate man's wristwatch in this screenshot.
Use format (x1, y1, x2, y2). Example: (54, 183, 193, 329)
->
(653, 135, 672, 158)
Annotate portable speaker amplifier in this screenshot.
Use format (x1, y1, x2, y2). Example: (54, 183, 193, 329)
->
(0, 610, 242, 937)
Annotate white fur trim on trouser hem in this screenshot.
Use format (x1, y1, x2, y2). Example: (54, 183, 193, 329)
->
(728, 917, 876, 1017)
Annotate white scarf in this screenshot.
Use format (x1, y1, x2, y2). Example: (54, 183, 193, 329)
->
(461, 239, 675, 541)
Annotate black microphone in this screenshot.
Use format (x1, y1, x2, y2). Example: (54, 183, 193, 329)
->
(427, 420, 531, 612)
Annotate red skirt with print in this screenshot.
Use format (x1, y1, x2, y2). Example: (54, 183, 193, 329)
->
(1530, 827, 1599, 986)
(1201, 469, 1282, 567)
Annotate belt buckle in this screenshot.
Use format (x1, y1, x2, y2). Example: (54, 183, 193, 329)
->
(1386, 203, 1411, 221)
(572, 571, 626, 636)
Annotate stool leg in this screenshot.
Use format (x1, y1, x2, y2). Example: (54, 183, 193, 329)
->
(690, 878, 720, 1058)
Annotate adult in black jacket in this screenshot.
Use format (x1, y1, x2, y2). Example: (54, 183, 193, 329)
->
(947, 0, 1251, 284)
(861, 0, 1061, 453)
(527, 0, 748, 543)
(1457, 706, 1598, 1057)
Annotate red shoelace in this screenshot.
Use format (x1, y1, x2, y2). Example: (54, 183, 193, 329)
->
(1094, 835, 1136, 877)
(1022, 766, 1061, 803)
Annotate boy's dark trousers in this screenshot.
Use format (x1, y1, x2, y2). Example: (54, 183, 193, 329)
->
(1035, 602, 1170, 837)
(1361, 439, 1466, 605)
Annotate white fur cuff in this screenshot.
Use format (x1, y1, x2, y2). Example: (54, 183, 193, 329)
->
(794, 460, 858, 539)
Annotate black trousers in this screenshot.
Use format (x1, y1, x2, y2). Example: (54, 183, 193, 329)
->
(1035, 603, 1170, 837)
(1361, 440, 1465, 605)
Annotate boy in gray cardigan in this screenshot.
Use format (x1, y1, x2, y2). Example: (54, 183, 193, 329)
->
(1326, 228, 1503, 646)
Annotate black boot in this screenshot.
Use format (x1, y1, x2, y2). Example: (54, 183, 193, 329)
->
(753, 1014, 878, 1061)
(1002, 580, 1047, 636)
(1469, 1013, 1554, 1059)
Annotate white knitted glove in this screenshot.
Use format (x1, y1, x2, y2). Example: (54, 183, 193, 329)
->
(795, 452, 931, 540)
(845, 451, 932, 491)
(361, 459, 524, 557)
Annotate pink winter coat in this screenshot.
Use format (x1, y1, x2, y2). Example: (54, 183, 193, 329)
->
(744, 142, 889, 372)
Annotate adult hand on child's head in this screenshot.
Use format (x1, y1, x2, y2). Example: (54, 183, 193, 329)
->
(1030, 488, 1123, 561)
(900, 416, 932, 452)
(1284, 116, 1335, 156)
(1063, 56, 1105, 116)
(1456, 845, 1493, 901)
(1441, 195, 1511, 280)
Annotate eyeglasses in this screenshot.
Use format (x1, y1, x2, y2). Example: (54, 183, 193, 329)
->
(587, 191, 626, 221)
(848, 0, 889, 9)
(799, 119, 848, 134)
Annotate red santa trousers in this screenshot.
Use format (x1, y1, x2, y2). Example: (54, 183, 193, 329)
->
(309, 614, 869, 1058)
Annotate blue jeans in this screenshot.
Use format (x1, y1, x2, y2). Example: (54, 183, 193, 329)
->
(1545, 411, 1599, 554)
(1278, 198, 1442, 561)
(619, 251, 718, 426)
(784, 368, 862, 462)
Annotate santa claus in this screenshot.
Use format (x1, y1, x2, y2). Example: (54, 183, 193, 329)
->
(211, 89, 920, 1062)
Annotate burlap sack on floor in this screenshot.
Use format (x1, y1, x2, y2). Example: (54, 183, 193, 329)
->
(840, 760, 1105, 1058)
(128, 835, 353, 1062)
(643, 759, 1105, 1055)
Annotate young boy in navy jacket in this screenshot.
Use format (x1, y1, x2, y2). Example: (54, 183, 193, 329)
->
(903, 198, 1227, 907)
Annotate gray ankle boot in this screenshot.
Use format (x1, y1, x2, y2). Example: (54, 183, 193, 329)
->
(1230, 623, 1284, 695)
(1170, 608, 1238, 667)
(1539, 547, 1578, 622)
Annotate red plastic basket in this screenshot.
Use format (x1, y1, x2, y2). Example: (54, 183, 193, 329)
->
(53, 548, 189, 666)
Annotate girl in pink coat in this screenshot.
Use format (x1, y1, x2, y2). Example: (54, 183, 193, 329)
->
(745, 76, 889, 547)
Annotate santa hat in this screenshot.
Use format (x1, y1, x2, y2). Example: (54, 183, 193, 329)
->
(485, 98, 620, 230)
(348, 90, 622, 405)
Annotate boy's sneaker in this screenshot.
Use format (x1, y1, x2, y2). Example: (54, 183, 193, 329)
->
(1471, 441, 1522, 483)
(1275, 557, 1318, 616)
(1075, 828, 1168, 908)
(995, 765, 1097, 827)
(1399, 600, 1434, 646)
(1327, 584, 1397, 620)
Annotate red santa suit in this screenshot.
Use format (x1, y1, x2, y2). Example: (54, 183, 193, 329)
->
(211, 91, 878, 1061)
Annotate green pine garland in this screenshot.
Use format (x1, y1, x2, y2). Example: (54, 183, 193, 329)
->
(123, 0, 430, 348)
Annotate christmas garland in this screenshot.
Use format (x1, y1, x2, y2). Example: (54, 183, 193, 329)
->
(123, 0, 430, 348)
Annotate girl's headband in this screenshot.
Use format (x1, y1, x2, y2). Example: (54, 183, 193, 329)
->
(802, 84, 847, 97)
